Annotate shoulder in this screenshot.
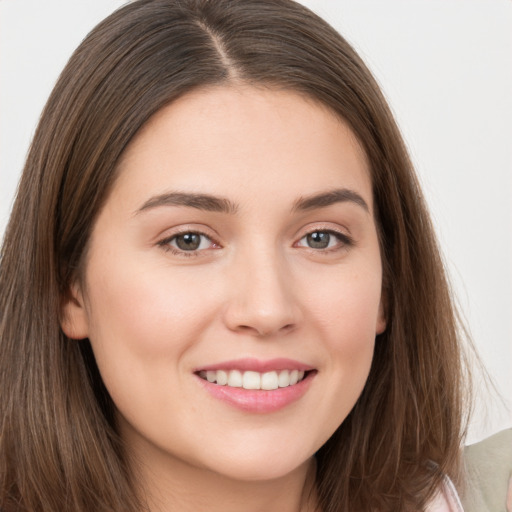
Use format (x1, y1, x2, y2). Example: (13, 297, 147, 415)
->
(460, 428, 512, 512)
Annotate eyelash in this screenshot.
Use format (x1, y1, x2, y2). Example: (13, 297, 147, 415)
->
(157, 228, 353, 257)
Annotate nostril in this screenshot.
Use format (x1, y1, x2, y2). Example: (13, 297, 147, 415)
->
(238, 324, 255, 332)
(233, 322, 295, 337)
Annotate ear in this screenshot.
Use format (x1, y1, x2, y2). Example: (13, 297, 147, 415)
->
(60, 280, 90, 340)
(375, 295, 387, 335)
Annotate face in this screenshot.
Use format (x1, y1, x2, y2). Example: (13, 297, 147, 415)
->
(62, 86, 385, 484)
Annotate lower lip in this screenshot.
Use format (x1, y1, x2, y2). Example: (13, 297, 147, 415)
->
(196, 372, 315, 413)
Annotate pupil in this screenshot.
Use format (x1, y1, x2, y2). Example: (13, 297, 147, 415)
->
(176, 233, 200, 250)
(307, 231, 330, 249)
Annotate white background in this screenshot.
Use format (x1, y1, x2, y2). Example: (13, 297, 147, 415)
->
(1, 0, 511, 443)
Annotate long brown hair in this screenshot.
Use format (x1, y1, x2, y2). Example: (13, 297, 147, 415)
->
(0, 1, 470, 510)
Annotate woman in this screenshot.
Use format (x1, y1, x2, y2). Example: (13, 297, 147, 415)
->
(0, 0, 470, 510)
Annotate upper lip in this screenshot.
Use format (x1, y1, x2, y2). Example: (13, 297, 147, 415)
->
(194, 357, 314, 373)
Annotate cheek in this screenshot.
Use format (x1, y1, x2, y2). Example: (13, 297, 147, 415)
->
(84, 258, 219, 358)
(302, 265, 382, 396)
(305, 265, 383, 341)
(82, 258, 220, 427)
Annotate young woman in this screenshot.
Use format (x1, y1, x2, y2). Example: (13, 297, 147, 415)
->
(0, 1, 471, 510)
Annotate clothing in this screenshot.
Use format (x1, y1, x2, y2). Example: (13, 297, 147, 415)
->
(427, 475, 465, 512)
(460, 428, 512, 512)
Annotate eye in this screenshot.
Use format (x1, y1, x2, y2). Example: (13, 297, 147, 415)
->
(173, 232, 207, 251)
(159, 231, 218, 255)
(296, 230, 351, 250)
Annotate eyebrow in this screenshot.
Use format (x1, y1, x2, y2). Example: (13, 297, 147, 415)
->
(135, 187, 369, 216)
(292, 188, 369, 213)
(136, 192, 239, 215)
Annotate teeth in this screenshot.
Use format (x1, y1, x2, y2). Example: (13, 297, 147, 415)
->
(199, 369, 307, 389)
(278, 370, 290, 387)
(242, 371, 260, 389)
(216, 370, 228, 385)
(228, 370, 242, 387)
(261, 371, 279, 390)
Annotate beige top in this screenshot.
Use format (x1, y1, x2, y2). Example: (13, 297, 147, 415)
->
(460, 428, 512, 512)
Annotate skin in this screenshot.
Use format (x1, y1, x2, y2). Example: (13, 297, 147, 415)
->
(62, 85, 386, 512)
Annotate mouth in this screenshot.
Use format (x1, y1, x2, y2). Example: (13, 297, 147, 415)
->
(196, 369, 310, 390)
(194, 359, 317, 413)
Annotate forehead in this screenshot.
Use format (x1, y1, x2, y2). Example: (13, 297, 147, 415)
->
(113, 85, 373, 213)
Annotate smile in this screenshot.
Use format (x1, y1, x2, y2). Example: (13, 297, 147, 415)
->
(194, 358, 316, 413)
(198, 369, 307, 390)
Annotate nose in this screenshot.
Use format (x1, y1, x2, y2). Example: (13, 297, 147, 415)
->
(222, 250, 301, 337)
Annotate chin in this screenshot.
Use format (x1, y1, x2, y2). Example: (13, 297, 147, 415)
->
(197, 440, 315, 482)
(209, 456, 311, 483)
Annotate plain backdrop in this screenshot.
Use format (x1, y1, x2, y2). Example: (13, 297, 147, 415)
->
(0, 0, 511, 443)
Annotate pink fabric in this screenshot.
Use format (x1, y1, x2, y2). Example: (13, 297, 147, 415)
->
(426, 476, 464, 512)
